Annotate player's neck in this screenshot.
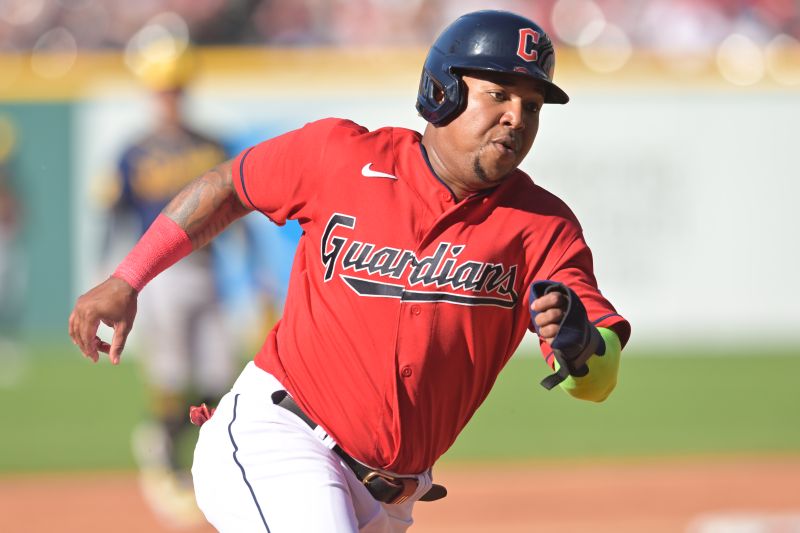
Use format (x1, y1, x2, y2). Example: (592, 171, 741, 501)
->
(420, 136, 469, 202)
(155, 121, 186, 137)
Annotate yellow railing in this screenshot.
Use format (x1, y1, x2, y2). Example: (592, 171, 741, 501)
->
(1, 46, 798, 101)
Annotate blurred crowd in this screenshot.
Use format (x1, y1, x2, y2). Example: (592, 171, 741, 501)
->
(0, 0, 798, 51)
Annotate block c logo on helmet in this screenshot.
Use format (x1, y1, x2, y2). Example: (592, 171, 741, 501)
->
(517, 28, 540, 62)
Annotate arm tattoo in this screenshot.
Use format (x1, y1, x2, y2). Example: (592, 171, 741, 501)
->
(163, 160, 251, 249)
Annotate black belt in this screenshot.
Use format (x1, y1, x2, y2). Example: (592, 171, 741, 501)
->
(271, 390, 447, 505)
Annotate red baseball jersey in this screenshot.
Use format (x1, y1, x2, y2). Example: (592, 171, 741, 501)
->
(233, 118, 630, 474)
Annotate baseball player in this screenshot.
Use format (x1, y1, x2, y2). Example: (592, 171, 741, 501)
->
(70, 10, 630, 532)
(0, 121, 22, 339)
(99, 40, 239, 524)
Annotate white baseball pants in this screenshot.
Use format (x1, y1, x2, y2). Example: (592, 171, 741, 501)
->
(192, 362, 432, 532)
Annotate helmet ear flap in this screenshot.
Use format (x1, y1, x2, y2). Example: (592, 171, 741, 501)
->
(416, 67, 466, 126)
(417, 68, 438, 106)
(417, 68, 443, 123)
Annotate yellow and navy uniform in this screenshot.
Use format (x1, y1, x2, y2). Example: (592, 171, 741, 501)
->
(113, 127, 226, 234)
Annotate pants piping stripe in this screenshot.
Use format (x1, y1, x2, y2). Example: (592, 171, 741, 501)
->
(228, 393, 271, 532)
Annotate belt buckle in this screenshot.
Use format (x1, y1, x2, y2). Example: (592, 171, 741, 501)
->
(362, 471, 418, 505)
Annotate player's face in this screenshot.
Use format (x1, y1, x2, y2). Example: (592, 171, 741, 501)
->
(436, 72, 544, 194)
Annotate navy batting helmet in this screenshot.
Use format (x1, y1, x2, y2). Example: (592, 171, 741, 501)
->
(416, 10, 569, 125)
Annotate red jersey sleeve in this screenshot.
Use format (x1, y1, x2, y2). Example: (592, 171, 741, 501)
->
(547, 235, 630, 345)
(232, 118, 367, 225)
(531, 232, 631, 367)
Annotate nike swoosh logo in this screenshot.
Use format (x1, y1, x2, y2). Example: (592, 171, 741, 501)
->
(361, 163, 397, 180)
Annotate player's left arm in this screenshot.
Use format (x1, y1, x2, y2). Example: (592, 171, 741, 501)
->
(530, 238, 630, 402)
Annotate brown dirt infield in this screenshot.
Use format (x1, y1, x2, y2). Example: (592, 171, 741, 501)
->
(1, 456, 798, 532)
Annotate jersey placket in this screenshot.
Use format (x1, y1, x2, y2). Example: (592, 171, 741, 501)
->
(390, 189, 484, 459)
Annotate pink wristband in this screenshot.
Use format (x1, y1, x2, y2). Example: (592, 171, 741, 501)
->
(112, 214, 193, 292)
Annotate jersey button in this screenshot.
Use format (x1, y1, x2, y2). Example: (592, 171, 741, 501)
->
(411, 305, 421, 315)
(439, 191, 450, 202)
(401, 366, 413, 378)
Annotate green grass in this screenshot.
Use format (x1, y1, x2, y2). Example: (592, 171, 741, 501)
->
(0, 349, 147, 472)
(443, 349, 800, 462)
(1, 343, 799, 473)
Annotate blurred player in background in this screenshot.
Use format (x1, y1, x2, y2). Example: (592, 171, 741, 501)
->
(0, 116, 23, 343)
(99, 38, 238, 527)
